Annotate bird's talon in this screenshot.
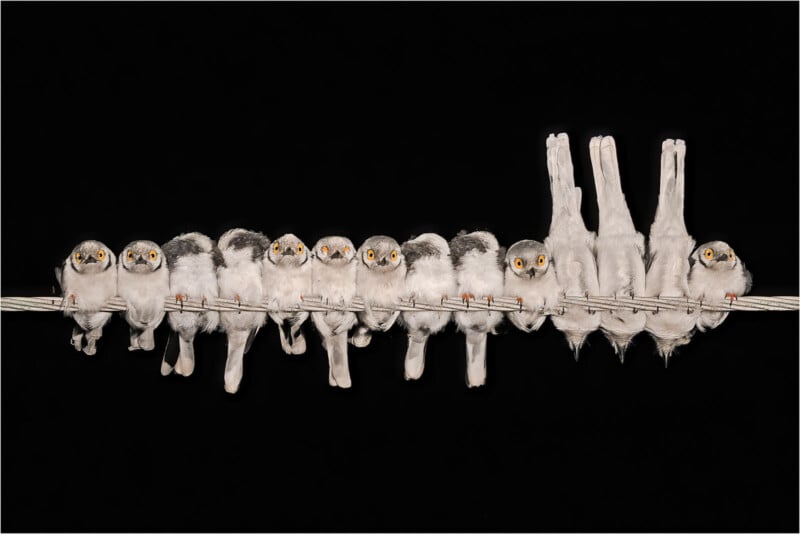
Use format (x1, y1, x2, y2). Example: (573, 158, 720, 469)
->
(725, 292, 737, 301)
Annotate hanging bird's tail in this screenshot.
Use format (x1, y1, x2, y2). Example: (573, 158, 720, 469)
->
(590, 135, 637, 235)
(651, 139, 688, 237)
(465, 331, 488, 388)
(325, 331, 352, 389)
(404, 331, 429, 381)
(224, 329, 251, 394)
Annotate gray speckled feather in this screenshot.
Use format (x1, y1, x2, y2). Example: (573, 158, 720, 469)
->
(162, 238, 203, 271)
(449, 232, 489, 268)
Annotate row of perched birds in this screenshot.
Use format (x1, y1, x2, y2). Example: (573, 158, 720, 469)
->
(56, 133, 751, 392)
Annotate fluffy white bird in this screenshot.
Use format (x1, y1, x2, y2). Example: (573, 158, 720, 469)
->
(503, 240, 561, 334)
(644, 139, 698, 365)
(117, 240, 169, 352)
(310, 236, 358, 389)
(216, 228, 270, 394)
(398, 233, 456, 380)
(262, 233, 312, 355)
(688, 240, 752, 332)
(56, 240, 117, 355)
(450, 230, 505, 388)
(160, 232, 220, 377)
(544, 133, 601, 360)
(589, 135, 647, 361)
(350, 235, 407, 348)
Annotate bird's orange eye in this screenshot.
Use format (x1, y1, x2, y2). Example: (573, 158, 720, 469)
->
(704, 248, 714, 260)
(126, 250, 133, 261)
(297, 243, 304, 254)
(74, 252, 82, 263)
(96, 249, 106, 261)
(149, 250, 158, 261)
(391, 250, 398, 261)
(537, 255, 546, 267)
(273, 242, 281, 254)
(367, 249, 375, 260)
(514, 258, 524, 269)
(728, 250, 735, 261)
(321, 246, 329, 255)
(343, 246, 350, 254)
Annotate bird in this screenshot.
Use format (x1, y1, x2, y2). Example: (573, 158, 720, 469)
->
(160, 232, 221, 378)
(216, 228, 270, 394)
(55, 240, 117, 356)
(688, 240, 752, 332)
(117, 240, 170, 352)
(262, 233, 312, 356)
(589, 135, 647, 361)
(544, 132, 601, 360)
(644, 139, 698, 366)
(450, 230, 505, 388)
(310, 236, 358, 389)
(398, 233, 456, 380)
(502, 240, 561, 334)
(350, 235, 407, 348)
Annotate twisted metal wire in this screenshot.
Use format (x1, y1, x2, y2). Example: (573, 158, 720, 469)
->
(1, 295, 798, 314)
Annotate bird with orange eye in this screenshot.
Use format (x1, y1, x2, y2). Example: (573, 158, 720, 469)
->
(350, 235, 407, 348)
(55, 240, 117, 355)
(117, 240, 170, 352)
(262, 233, 313, 356)
(688, 240, 752, 332)
(503, 239, 562, 334)
(310, 235, 358, 388)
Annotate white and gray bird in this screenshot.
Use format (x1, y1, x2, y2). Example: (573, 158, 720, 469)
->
(688, 241, 752, 332)
(398, 233, 457, 380)
(160, 232, 221, 378)
(310, 236, 358, 389)
(262, 233, 312, 355)
(56, 240, 117, 355)
(502, 240, 561, 334)
(350, 235, 407, 348)
(450, 230, 505, 388)
(544, 133, 601, 360)
(216, 228, 270, 394)
(589, 135, 647, 361)
(644, 139, 698, 365)
(117, 240, 169, 352)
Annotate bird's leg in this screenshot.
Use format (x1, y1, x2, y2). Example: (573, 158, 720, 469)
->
(516, 296, 524, 312)
(486, 295, 494, 308)
(235, 294, 242, 314)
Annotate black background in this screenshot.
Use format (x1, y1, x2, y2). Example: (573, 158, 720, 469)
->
(2, 2, 798, 532)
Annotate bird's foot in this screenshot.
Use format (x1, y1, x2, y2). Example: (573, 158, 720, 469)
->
(516, 296, 524, 312)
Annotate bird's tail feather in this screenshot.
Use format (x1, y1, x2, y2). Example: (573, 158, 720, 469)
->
(224, 329, 249, 394)
(590, 135, 637, 234)
(404, 333, 429, 381)
(652, 139, 688, 235)
(327, 332, 352, 389)
(465, 332, 487, 388)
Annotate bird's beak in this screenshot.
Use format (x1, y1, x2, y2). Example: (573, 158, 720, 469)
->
(135, 256, 148, 265)
(527, 268, 536, 279)
(330, 250, 342, 259)
(715, 253, 729, 261)
(84, 256, 97, 264)
(377, 258, 387, 266)
(282, 248, 295, 256)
